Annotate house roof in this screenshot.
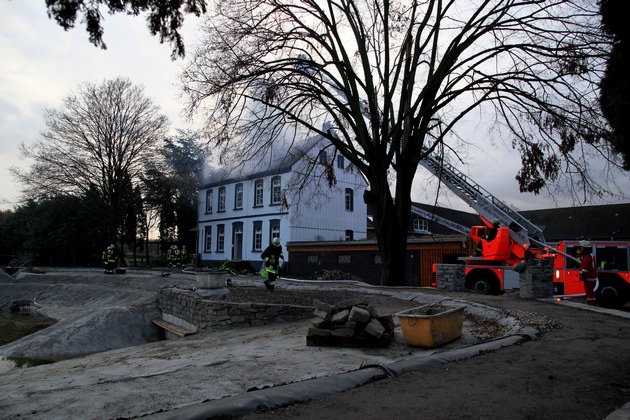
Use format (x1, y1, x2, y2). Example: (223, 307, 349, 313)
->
(200, 134, 327, 189)
(521, 203, 630, 242)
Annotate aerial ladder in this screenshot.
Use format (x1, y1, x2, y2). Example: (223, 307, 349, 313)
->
(419, 149, 546, 250)
(410, 205, 470, 235)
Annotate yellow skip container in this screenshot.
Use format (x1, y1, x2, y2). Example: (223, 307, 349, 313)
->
(396, 304, 465, 348)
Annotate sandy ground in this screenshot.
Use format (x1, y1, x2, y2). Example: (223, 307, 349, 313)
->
(0, 269, 628, 420)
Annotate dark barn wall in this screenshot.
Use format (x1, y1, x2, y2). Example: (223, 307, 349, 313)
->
(287, 239, 468, 287)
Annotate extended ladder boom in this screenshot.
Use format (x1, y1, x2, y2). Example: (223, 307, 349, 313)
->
(410, 205, 470, 235)
(420, 149, 546, 248)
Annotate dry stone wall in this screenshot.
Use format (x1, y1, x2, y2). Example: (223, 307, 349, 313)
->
(156, 288, 314, 333)
(519, 265, 553, 299)
(436, 264, 466, 291)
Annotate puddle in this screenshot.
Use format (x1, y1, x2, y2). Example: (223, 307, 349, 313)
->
(0, 308, 57, 372)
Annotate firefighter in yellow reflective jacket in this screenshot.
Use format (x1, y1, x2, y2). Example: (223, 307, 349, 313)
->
(180, 246, 189, 267)
(260, 237, 284, 291)
(166, 245, 177, 268)
(103, 244, 118, 274)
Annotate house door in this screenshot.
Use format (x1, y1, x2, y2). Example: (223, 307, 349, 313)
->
(232, 224, 243, 260)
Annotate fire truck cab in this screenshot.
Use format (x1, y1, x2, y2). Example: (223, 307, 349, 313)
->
(550, 241, 630, 308)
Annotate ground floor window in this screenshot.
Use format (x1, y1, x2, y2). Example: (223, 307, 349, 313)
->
(253, 221, 263, 251)
(204, 227, 212, 252)
(338, 255, 351, 264)
(217, 225, 225, 252)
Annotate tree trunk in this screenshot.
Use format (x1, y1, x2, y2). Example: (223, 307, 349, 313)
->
(378, 218, 408, 286)
(365, 177, 410, 287)
(365, 159, 416, 287)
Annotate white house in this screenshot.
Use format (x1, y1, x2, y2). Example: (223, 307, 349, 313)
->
(197, 134, 368, 269)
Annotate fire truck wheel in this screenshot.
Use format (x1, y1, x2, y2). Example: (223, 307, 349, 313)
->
(470, 277, 493, 295)
(595, 278, 629, 309)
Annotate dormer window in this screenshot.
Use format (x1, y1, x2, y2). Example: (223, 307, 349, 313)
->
(414, 219, 429, 232)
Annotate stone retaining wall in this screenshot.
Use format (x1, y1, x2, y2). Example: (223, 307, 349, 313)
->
(436, 264, 466, 291)
(519, 265, 553, 299)
(156, 288, 314, 333)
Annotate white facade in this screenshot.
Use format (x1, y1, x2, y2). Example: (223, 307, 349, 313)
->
(197, 137, 368, 266)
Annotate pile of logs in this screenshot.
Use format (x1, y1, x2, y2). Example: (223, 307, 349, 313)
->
(306, 298, 395, 347)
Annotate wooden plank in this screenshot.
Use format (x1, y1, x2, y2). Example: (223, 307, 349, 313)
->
(152, 319, 195, 337)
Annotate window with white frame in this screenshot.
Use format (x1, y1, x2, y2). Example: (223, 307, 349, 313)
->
(234, 183, 243, 210)
(217, 224, 225, 252)
(345, 188, 354, 211)
(270, 220, 280, 244)
(218, 187, 226, 212)
(205, 189, 213, 213)
(337, 155, 345, 169)
(204, 227, 212, 252)
(253, 221, 263, 251)
(413, 219, 429, 232)
(254, 179, 264, 207)
(319, 150, 328, 164)
(271, 176, 282, 205)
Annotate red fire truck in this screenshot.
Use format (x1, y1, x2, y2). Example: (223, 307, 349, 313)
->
(459, 224, 630, 308)
(421, 150, 630, 309)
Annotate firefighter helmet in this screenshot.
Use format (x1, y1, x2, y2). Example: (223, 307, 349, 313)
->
(580, 240, 592, 248)
(272, 237, 281, 246)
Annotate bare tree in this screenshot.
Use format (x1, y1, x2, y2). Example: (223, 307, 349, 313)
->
(13, 77, 169, 245)
(182, 0, 619, 286)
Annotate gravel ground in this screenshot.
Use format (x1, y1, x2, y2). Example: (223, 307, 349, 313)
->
(232, 288, 630, 420)
(203, 286, 366, 308)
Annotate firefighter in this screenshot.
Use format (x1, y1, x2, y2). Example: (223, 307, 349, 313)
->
(579, 240, 598, 306)
(174, 246, 183, 268)
(103, 244, 118, 274)
(474, 219, 500, 256)
(485, 219, 501, 242)
(260, 237, 284, 291)
(166, 245, 177, 268)
(180, 246, 189, 267)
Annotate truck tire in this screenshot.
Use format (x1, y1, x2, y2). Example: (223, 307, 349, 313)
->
(595, 277, 629, 309)
(469, 276, 493, 295)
